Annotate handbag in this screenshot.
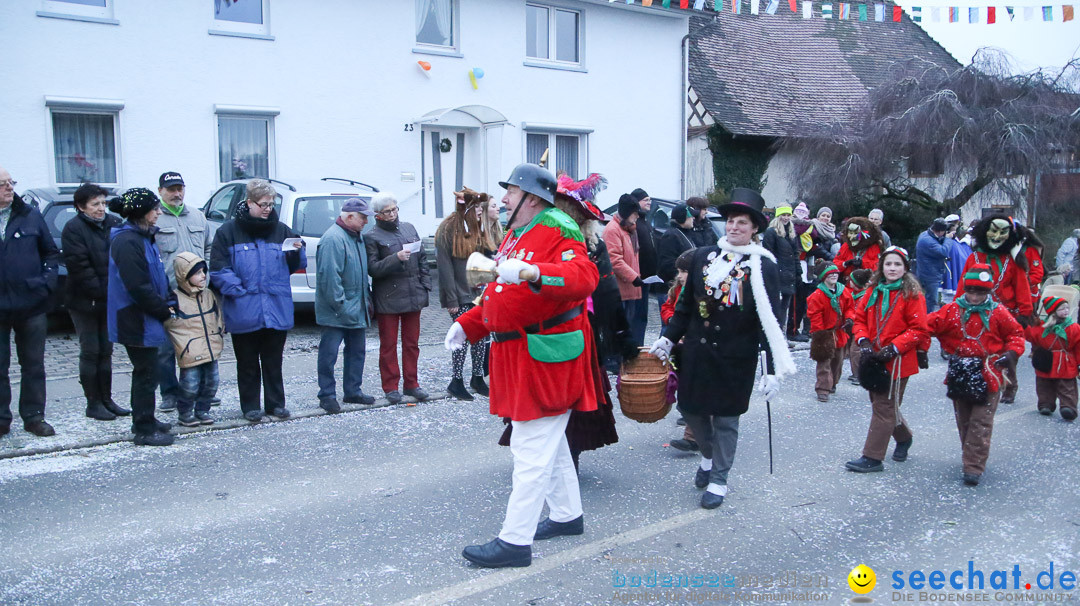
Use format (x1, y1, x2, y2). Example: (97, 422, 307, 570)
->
(809, 330, 836, 362)
(1031, 347, 1053, 373)
(858, 354, 891, 394)
(945, 356, 990, 404)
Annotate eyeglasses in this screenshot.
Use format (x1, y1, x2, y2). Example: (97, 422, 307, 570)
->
(0, 180, 16, 190)
(377, 207, 399, 216)
(251, 200, 275, 210)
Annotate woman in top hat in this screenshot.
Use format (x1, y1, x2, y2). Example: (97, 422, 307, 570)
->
(650, 188, 796, 509)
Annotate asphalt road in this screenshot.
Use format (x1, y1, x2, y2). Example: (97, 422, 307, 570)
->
(1, 340, 1078, 605)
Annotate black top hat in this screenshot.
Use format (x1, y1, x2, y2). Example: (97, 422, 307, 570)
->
(717, 188, 768, 232)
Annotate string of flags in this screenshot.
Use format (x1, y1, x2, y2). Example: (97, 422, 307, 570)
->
(606, 0, 1078, 21)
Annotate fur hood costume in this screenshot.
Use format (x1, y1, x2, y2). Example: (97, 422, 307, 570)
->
(834, 217, 883, 278)
(958, 215, 1034, 317)
(435, 187, 495, 259)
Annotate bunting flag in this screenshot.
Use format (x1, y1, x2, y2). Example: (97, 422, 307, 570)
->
(893, 5, 902, 19)
(1006, 6, 1015, 19)
(987, 6, 996, 22)
(662, 0, 671, 7)
(858, 3, 868, 19)
(930, 6, 940, 20)
(1065, 5, 1075, 21)
(1023, 6, 1034, 20)
(969, 6, 979, 21)
(910, 5, 921, 21)
(839, 3, 850, 18)
(789, 0, 798, 12)
(803, 0, 813, 17)
(875, 2, 885, 20)
(949, 6, 959, 21)
(1042, 5, 1053, 19)
(680, 0, 689, 8)
(766, 0, 780, 12)
(733, 0, 741, 14)
(750, 0, 760, 14)
(694, 0, 707, 8)
(713, 0, 722, 9)
(642, 0, 653, 5)
(822, 3, 833, 17)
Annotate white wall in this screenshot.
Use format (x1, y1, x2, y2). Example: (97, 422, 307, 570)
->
(0, 0, 687, 236)
(685, 133, 713, 198)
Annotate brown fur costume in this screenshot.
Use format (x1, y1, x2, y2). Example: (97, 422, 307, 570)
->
(435, 187, 490, 259)
(971, 214, 1028, 271)
(839, 217, 884, 253)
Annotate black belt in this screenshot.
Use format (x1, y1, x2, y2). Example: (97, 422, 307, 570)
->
(491, 305, 585, 343)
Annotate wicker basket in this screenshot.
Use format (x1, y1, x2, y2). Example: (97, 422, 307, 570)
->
(617, 351, 672, 423)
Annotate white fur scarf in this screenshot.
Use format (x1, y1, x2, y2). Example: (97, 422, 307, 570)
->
(711, 237, 798, 378)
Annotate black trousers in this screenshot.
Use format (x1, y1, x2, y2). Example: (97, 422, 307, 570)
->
(232, 329, 287, 414)
(0, 310, 48, 426)
(69, 307, 114, 405)
(791, 280, 813, 335)
(124, 345, 160, 436)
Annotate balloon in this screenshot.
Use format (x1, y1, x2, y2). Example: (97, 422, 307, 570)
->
(472, 67, 484, 79)
(418, 61, 432, 78)
(469, 70, 478, 90)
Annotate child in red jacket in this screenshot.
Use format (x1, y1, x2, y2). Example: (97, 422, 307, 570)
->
(1025, 295, 1080, 420)
(807, 264, 855, 402)
(926, 264, 1025, 486)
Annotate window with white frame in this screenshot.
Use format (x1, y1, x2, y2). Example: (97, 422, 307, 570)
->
(51, 110, 120, 186)
(39, 0, 115, 22)
(415, 0, 457, 49)
(211, 0, 271, 38)
(217, 114, 274, 183)
(526, 4, 582, 66)
(526, 132, 585, 180)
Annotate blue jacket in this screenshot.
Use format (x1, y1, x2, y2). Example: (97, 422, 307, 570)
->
(0, 194, 60, 312)
(209, 210, 306, 334)
(107, 222, 172, 347)
(915, 229, 949, 284)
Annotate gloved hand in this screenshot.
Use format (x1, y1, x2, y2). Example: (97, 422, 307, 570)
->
(632, 276, 645, 288)
(858, 338, 873, 359)
(648, 336, 674, 361)
(495, 258, 539, 285)
(617, 329, 640, 361)
(759, 374, 780, 401)
(843, 318, 854, 335)
(444, 322, 467, 351)
(994, 350, 1019, 369)
(917, 350, 929, 369)
(845, 258, 863, 269)
(875, 345, 899, 362)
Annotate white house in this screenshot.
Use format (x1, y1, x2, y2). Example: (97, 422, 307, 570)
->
(1, 0, 693, 237)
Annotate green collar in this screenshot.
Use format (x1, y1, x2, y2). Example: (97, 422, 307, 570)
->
(1043, 316, 1075, 341)
(161, 201, 184, 217)
(865, 279, 903, 320)
(957, 296, 997, 330)
(511, 207, 583, 242)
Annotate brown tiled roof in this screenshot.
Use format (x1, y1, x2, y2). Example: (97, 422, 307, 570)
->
(689, 6, 961, 138)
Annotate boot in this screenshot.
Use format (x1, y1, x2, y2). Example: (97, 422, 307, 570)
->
(892, 438, 912, 462)
(86, 401, 117, 421)
(470, 376, 490, 397)
(102, 399, 131, 416)
(845, 456, 884, 472)
(447, 378, 473, 401)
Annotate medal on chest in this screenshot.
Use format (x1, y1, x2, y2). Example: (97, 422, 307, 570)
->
(701, 253, 747, 316)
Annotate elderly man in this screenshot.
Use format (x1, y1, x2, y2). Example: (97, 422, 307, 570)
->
(916, 218, 952, 312)
(868, 208, 892, 248)
(1057, 228, 1080, 284)
(0, 165, 61, 438)
(446, 163, 599, 568)
(155, 172, 213, 412)
(316, 198, 376, 413)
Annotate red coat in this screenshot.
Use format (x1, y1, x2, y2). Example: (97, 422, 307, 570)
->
(853, 286, 929, 379)
(958, 251, 1033, 317)
(661, 283, 681, 324)
(1023, 246, 1044, 299)
(1024, 323, 1080, 379)
(458, 208, 600, 422)
(807, 285, 855, 348)
(601, 219, 641, 301)
(927, 301, 1025, 392)
(834, 242, 881, 279)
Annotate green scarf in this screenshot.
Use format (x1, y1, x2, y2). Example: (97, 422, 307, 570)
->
(816, 282, 845, 316)
(865, 279, 902, 320)
(956, 296, 997, 330)
(161, 200, 183, 218)
(1043, 316, 1076, 341)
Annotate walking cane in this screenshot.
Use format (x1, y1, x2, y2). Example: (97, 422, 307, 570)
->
(759, 350, 774, 475)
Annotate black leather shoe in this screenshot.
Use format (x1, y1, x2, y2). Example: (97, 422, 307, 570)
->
(1062, 408, 1077, 421)
(386, 391, 403, 405)
(1038, 406, 1054, 416)
(789, 334, 810, 343)
(676, 417, 686, 426)
(343, 393, 376, 405)
(319, 399, 342, 414)
(86, 402, 117, 421)
(462, 538, 531, 568)
(892, 438, 913, 462)
(156, 420, 173, 432)
(962, 472, 981, 486)
(244, 411, 263, 423)
(404, 387, 429, 401)
(470, 376, 489, 397)
(845, 456, 884, 472)
(103, 399, 131, 416)
(670, 439, 699, 452)
(134, 431, 175, 447)
(447, 379, 474, 401)
(694, 466, 710, 489)
(25, 420, 56, 437)
(268, 407, 291, 419)
(701, 491, 725, 509)
(534, 515, 584, 540)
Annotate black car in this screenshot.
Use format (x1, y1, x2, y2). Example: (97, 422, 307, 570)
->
(600, 196, 725, 238)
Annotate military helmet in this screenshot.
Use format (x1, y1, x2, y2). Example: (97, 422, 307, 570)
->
(498, 163, 557, 204)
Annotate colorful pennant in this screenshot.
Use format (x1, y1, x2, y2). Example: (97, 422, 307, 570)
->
(822, 2, 833, 17)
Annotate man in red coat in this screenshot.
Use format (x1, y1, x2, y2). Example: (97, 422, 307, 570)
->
(1025, 295, 1080, 420)
(807, 264, 855, 402)
(445, 164, 599, 568)
(927, 264, 1025, 486)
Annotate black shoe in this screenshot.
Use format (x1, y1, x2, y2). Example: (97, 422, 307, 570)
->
(694, 466, 710, 489)
(178, 412, 200, 427)
(534, 515, 584, 540)
(403, 387, 429, 401)
(701, 491, 725, 509)
(962, 472, 981, 486)
(676, 417, 686, 426)
(24, 420, 56, 437)
(195, 411, 214, 425)
(0, 423, 9, 437)
(386, 391, 403, 405)
(789, 334, 809, 343)
(848, 375, 861, 385)
(462, 538, 531, 568)
(319, 399, 342, 414)
(102, 399, 131, 416)
(1062, 408, 1077, 421)
(244, 411, 264, 423)
(268, 407, 291, 419)
(1039, 406, 1054, 416)
(156, 420, 173, 432)
(158, 398, 177, 412)
(447, 378, 474, 401)
(86, 402, 117, 421)
(134, 431, 174, 446)
(470, 376, 489, 397)
(892, 438, 912, 462)
(343, 393, 376, 405)
(210, 397, 221, 408)
(670, 439, 699, 452)
(845, 456, 884, 472)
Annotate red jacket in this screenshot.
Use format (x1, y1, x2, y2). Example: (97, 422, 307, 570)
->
(834, 242, 881, 279)
(927, 301, 1026, 392)
(807, 285, 855, 348)
(958, 251, 1033, 317)
(661, 283, 681, 325)
(1023, 246, 1044, 299)
(458, 208, 600, 422)
(853, 286, 929, 379)
(602, 219, 641, 301)
(1024, 323, 1080, 379)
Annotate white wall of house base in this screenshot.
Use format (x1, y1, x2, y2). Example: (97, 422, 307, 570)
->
(685, 133, 714, 198)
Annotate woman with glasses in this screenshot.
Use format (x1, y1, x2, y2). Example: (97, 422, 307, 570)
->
(210, 179, 307, 423)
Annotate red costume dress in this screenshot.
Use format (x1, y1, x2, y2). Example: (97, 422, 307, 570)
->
(834, 242, 881, 279)
(1025, 321, 1080, 418)
(807, 283, 855, 398)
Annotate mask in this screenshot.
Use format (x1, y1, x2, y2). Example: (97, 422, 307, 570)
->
(847, 224, 861, 245)
(987, 219, 1011, 250)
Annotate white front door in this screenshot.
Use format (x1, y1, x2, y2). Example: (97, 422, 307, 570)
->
(422, 127, 472, 223)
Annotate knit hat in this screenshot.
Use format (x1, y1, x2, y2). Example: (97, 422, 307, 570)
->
(671, 203, 689, 225)
(962, 263, 995, 292)
(850, 269, 872, 288)
(793, 202, 810, 219)
(1043, 295, 1068, 315)
(630, 188, 650, 203)
(818, 264, 840, 280)
(776, 206, 793, 216)
(816, 206, 833, 218)
(931, 218, 949, 233)
(617, 193, 639, 220)
(110, 187, 160, 220)
(881, 245, 910, 271)
(675, 248, 695, 272)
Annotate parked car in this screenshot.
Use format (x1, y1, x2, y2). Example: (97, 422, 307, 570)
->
(600, 196, 725, 238)
(201, 177, 379, 308)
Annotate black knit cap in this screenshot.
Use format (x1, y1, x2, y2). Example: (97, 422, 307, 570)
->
(110, 187, 160, 220)
(630, 188, 650, 202)
(617, 193, 639, 220)
(671, 203, 689, 225)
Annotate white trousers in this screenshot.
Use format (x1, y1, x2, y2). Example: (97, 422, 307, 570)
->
(498, 411, 582, 546)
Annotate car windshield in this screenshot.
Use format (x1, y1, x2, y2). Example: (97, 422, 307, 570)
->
(44, 204, 79, 239)
(292, 196, 369, 237)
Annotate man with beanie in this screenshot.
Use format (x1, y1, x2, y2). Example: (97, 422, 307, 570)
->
(630, 188, 659, 345)
(155, 172, 213, 412)
(603, 194, 643, 347)
(685, 197, 716, 247)
(916, 218, 952, 313)
(658, 203, 696, 287)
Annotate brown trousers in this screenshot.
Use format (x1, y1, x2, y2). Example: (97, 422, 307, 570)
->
(1002, 363, 1019, 401)
(861, 378, 911, 461)
(1035, 377, 1079, 415)
(952, 391, 1000, 475)
(848, 341, 862, 379)
(815, 347, 846, 396)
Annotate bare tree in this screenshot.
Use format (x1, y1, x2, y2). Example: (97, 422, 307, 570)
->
(782, 50, 1080, 215)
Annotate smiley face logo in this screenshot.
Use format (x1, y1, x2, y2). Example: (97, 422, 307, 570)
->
(848, 564, 876, 594)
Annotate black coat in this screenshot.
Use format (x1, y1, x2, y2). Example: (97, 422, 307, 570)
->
(689, 221, 715, 248)
(62, 211, 122, 312)
(0, 195, 60, 312)
(657, 223, 696, 285)
(763, 226, 800, 295)
(636, 219, 663, 293)
(589, 239, 633, 362)
(662, 245, 782, 417)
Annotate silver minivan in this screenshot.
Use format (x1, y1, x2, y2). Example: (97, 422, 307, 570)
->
(200, 177, 378, 306)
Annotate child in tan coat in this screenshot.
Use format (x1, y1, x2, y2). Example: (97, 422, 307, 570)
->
(165, 252, 224, 426)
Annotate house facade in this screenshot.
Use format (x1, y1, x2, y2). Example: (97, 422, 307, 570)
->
(1, 0, 691, 237)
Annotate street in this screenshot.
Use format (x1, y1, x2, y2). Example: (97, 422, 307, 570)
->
(1, 310, 1079, 606)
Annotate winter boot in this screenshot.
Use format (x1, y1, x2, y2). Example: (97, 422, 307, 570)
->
(470, 376, 490, 397)
(447, 378, 473, 401)
(892, 438, 912, 462)
(102, 399, 131, 416)
(86, 401, 117, 421)
(845, 456, 884, 472)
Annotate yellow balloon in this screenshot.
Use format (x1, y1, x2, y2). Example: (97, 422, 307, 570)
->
(848, 564, 877, 594)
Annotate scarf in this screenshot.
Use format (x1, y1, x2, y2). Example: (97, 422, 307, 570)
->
(865, 279, 903, 320)
(957, 296, 997, 331)
(335, 216, 360, 237)
(810, 218, 836, 241)
(713, 237, 797, 378)
(377, 218, 400, 232)
(161, 200, 183, 218)
(817, 282, 845, 316)
(1043, 316, 1076, 341)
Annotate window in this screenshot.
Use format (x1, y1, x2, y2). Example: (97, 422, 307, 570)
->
(416, 0, 457, 49)
(211, 0, 271, 39)
(526, 4, 582, 67)
(907, 146, 944, 178)
(39, 0, 116, 23)
(217, 115, 274, 183)
(205, 184, 246, 222)
(51, 111, 119, 186)
(294, 196, 367, 237)
(526, 132, 585, 180)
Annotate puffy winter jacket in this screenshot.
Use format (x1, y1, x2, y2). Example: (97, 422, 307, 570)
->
(853, 284, 929, 380)
(915, 229, 949, 285)
(156, 204, 212, 290)
(0, 194, 60, 312)
(62, 211, 122, 312)
(762, 223, 800, 295)
(657, 223, 695, 285)
(165, 252, 224, 369)
(107, 222, 172, 347)
(209, 209, 306, 334)
(601, 219, 640, 301)
(315, 221, 371, 329)
(365, 220, 431, 315)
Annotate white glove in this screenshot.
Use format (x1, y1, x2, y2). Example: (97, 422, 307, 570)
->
(444, 322, 467, 351)
(495, 258, 539, 285)
(648, 337, 674, 361)
(759, 374, 780, 401)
